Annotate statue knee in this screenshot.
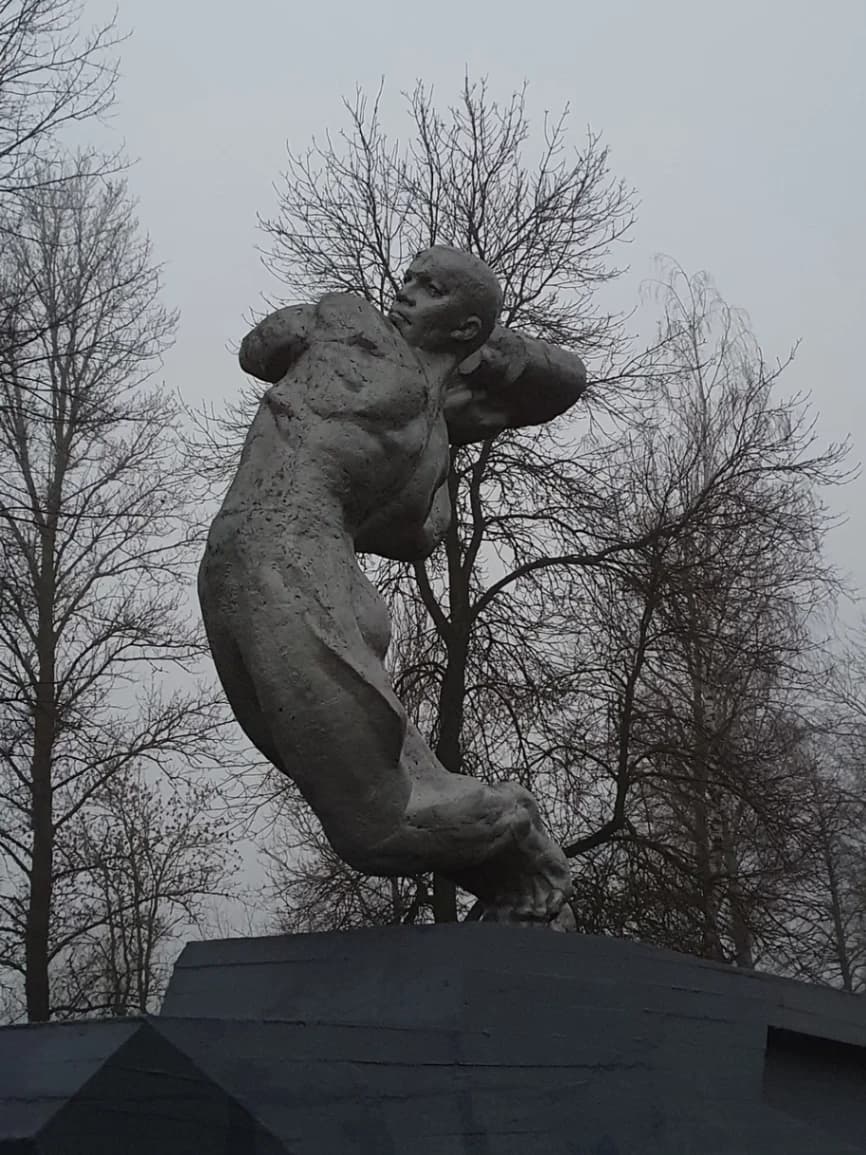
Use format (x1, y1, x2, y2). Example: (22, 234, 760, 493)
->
(324, 821, 397, 876)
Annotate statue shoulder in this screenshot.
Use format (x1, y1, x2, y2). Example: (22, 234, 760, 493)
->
(240, 303, 316, 383)
(315, 291, 381, 324)
(314, 293, 407, 356)
(241, 292, 412, 385)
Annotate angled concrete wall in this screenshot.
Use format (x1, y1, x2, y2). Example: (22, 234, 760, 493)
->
(2, 926, 865, 1153)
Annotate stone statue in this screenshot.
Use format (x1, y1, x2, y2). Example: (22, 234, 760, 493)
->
(199, 247, 588, 924)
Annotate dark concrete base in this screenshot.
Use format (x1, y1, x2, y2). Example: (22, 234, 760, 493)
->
(4, 926, 866, 1153)
(0, 1016, 284, 1153)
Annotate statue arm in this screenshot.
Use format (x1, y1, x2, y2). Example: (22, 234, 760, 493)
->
(445, 324, 588, 446)
(239, 304, 315, 383)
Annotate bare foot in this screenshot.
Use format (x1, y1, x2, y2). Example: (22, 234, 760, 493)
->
(449, 782, 573, 924)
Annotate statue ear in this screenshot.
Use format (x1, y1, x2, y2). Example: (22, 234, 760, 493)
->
(450, 315, 482, 346)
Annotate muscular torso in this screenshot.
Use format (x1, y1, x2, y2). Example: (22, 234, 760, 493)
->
(206, 293, 453, 586)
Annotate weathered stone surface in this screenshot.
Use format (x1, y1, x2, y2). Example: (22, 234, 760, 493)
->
(199, 247, 588, 922)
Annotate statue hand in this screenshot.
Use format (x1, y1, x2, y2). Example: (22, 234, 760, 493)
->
(475, 341, 513, 382)
(458, 326, 527, 392)
(443, 379, 510, 445)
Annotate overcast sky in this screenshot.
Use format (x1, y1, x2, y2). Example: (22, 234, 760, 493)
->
(84, 0, 865, 587)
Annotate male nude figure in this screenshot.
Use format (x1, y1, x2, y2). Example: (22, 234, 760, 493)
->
(199, 247, 587, 922)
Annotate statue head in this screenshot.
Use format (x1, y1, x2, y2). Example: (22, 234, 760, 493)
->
(389, 247, 502, 356)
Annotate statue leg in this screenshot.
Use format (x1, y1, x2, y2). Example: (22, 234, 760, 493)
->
(391, 721, 573, 921)
(201, 626, 289, 774)
(205, 554, 571, 920)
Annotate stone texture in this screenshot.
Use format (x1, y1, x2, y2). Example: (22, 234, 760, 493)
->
(199, 247, 588, 922)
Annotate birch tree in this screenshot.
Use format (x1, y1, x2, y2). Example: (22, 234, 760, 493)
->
(0, 158, 235, 1021)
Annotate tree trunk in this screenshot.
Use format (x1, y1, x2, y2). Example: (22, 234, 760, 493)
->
(25, 606, 57, 1022)
(428, 469, 473, 924)
(432, 642, 469, 922)
(24, 459, 61, 1022)
(435, 638, 469, 777)
(825, 843, 853, 993)
(431, 874, 458, 923)
(25, 779, 53, 1021)
(721, 813, 753, 968)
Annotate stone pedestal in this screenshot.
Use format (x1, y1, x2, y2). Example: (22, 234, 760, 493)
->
(3, 926, 866, 1153)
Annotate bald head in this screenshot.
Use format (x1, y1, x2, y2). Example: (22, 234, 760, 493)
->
(389, 246, 503, 356)
(418, 246, 503, 336)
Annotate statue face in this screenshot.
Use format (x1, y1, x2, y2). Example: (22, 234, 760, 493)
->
(389, 251, 483, 353)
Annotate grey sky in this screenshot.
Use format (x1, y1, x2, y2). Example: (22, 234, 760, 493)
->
(85, 0, 865, 587)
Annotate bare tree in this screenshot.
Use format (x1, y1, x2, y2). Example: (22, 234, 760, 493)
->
(565, 265, 849, 961)
(263, 78, 633, 358)
(48, 767, 238, 1018)
(265, 789, 426, 934)
(0, 1, 121, 388)
(233, 76, 640, 921)
(217, 79, 850, 951)
(262, 261, 851, 948)
(0, 0, 118, 197)
(0, 156, 238, 1021)
(760, 648, 866, 993)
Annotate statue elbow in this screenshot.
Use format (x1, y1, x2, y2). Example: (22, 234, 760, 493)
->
(239, 306, 312, 383)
